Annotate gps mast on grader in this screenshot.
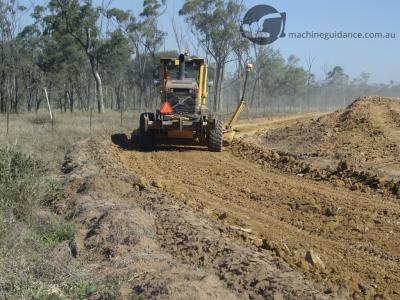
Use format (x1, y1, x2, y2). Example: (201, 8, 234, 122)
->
(138, 50, 252, 151)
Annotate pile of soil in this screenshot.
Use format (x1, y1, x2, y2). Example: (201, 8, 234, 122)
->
(230, 139, 400, 198)
(257, 96, 400, 192)
(265, 96, 400, 172)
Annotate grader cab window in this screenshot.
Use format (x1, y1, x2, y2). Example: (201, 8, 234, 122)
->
(163, 59, 200, 81)
(185, 61, 200, 79)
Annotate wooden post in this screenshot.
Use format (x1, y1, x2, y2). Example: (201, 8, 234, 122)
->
(44, 87, 53, 130)
(120, 106, 123, 127)
(120, 92, 123, 127)
(6, 110, 9, 136)
(90, 107, 92, 132)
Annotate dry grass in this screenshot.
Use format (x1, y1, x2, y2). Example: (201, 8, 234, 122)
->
(0, 110, 138, 167)
(0, 110, 138, 299)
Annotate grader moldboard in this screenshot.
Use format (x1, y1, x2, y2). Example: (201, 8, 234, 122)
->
(138, 51, 252, 151)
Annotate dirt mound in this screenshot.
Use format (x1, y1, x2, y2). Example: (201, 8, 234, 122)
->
(230, 139, 400, 198)
(264, 96, 400, 177)
(318, 96, 400, 165)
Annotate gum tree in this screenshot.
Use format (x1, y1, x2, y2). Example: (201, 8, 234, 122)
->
(106, 0, 166, 110)
(44, 0, 106, 112)
(179, 0, 247, 111)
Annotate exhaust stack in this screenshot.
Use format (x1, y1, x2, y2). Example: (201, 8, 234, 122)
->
(179, 53, 185, 80)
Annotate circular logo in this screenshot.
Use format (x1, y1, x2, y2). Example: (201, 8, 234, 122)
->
(240, 4, 286, 45)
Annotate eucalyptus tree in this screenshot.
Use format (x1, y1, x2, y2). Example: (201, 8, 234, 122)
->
(39, 1, 101, 112)
(0, 0, 26, 113)
(179, 0, 247, 111)
(16, 5, 45, 112)
(98, 28, 131, 110)
(325, 66, 349, 106)
(106, 0, 166, 110)
(22, 0, 133, 113)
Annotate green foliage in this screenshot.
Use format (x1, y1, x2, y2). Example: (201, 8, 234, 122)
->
(63, 280, 95, 299)
(179, 0, 245, 60)
(7, 279, 96, 300)
(0, 147, 44, 185)
(106, 8, 129, 22)
(28, 278, 121, 300)
(281, 55, 308, 97)
(30, 222, 74, 245)
(179, 0, 247, 110)
(141, 0, 166, 17)
(327, 66, 349, 85)
(98, 29, 131, 70)
(0, 147, 56, 221)
(106, 1, 166, 110)
(0, 148, 67, 299)
(29, 114, 53, 124)
(3, 0, 400, 116)
(0, 113, 139, 300)
(31, 287, 64, 300)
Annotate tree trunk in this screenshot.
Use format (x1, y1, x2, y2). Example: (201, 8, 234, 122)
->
(86, 75, 92, 111)
(27, 89, 33, 112)
(218, 64, 225, 111)
(115, 84, 123, 110)
(134, 87, 138, 110)
(77, 85, 85, 111)
(250, 74, 259, 108)
(237, 62, 243, 109)
(93, 79, 97, 112)
(65, 90, 70, 112)
(6, 75, 11, 113)
(13, 75, 18, 113)
(0, 82, 4, 113)
(213, 62, 221, 112)
(35, 89, 41, 112)
(70, 87, 74, 113)
(89, 57, 105, 113)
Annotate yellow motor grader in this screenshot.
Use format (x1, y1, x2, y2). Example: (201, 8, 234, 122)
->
(138, 51, 252, 151)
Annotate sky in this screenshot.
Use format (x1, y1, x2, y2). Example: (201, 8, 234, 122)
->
(19, 0, 400, 84)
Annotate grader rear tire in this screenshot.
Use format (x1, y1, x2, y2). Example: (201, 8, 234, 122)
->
(208, 119, 223, 152)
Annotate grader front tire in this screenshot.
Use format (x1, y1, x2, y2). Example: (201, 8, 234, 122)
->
(208, 119, 223, 152)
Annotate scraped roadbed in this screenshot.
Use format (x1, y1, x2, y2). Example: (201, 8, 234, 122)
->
(60, 138, 329, 299)
(60, 99, 400, 298)
(116, 135, 399, 299)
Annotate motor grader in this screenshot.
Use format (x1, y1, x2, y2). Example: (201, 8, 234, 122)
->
(138, 51, 252, 151)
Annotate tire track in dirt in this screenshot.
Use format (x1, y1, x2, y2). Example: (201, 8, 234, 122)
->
(59, 137, 328, 299)
(114, 115, 400, 299)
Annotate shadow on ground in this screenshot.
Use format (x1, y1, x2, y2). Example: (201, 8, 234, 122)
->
(111, 133, 209, 152)
(111, 133, 137, 150)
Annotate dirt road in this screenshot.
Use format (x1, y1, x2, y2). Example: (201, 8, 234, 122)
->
(60, 136, 330, 299)
(60, 98, 400, 299)
(113, 142, 400, 297)
(115, 132, 399, 299)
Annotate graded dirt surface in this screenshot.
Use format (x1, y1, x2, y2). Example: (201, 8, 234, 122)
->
(59, 139, 330, 299)
(58, 96, 400, 299)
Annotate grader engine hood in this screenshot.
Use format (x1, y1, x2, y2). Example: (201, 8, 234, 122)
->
(165, 79, 198, 114)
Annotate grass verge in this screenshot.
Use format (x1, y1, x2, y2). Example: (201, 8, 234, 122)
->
(0, 111, 137, 299)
